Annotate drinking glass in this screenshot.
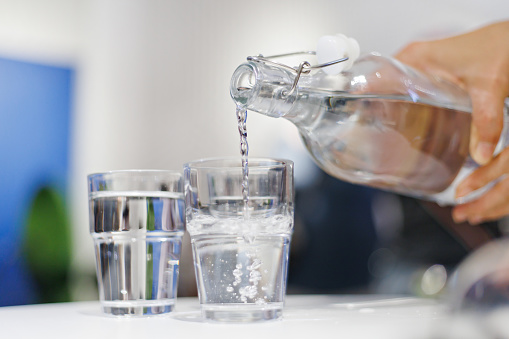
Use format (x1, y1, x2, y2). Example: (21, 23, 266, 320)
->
(436, 238, 509, 338)
(88, 170, 185, 316)
(184, 158, 294, 322)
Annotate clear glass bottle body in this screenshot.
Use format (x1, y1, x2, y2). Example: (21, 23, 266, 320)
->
(230, 53, 509, 205)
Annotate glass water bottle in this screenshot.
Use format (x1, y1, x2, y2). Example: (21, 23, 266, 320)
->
(230, 40, 509, 205)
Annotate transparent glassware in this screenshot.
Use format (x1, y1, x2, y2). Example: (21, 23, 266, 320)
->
(230, 52, 509, 205)
(88, 170, 185, 316)
(448, 238, 509, 312)
(184, 158, 294, 322)
(439, 238, 509, 339)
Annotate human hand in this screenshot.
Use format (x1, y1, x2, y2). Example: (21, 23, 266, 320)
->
(452, 148, 509, 224)
(395, 21, 509, 223)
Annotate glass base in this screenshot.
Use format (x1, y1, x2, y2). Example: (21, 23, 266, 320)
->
(201, 303, 283, 322)
(101, 299, 175, 316)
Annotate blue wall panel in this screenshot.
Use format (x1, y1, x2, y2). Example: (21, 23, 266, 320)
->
(0, 57, 74, 305)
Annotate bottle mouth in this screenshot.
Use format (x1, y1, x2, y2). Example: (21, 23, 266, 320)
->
(230, 63, 258, 107)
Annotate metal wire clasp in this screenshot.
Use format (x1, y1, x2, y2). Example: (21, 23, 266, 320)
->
(247, 51, 349, 97)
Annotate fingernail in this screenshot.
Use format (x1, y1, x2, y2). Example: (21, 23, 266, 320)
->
(474, 142, 495, 164)
(455, 185, 471, 198)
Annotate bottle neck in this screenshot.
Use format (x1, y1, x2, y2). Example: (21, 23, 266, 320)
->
(230, 61, 298, 119)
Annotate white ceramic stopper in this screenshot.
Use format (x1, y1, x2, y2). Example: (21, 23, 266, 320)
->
(317, 34, 360, 75)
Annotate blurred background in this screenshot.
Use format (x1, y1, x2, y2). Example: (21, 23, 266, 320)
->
(1, 0, 508, 306)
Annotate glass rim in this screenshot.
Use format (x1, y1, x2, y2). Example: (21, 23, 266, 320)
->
(184, 157, 293, 170)
(87, 169, 182, 181)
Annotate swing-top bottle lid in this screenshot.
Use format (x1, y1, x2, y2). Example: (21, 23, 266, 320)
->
(317, 34, 360, 75)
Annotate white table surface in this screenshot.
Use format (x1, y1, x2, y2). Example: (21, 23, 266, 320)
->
(0, 294, 503, 339)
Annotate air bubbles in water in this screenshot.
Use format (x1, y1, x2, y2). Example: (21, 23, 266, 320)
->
(236, 105, 250, 219)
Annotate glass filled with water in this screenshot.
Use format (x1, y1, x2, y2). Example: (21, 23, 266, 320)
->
(184, 158, 294, 322)
(87, 170, 185, 316)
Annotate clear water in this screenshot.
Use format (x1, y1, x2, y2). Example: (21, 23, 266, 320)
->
(185, 106, 291, 321)
(187, 214, 293, 236)
(300, 96, 472, 196)
(89, 192, 185, 316)
(236, 105, 250, 218)
(191, 232, 290, 321)
(201, 303, 283, 322)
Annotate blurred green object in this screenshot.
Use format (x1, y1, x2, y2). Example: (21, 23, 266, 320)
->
(24, 186, 72, 303)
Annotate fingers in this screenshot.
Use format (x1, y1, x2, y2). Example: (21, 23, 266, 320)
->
(456, 148, 509, 197)
(452, 176, 509, 224)
(468, 77, 509, 165)
(398, 42, 509, 166)
(453, 148, 509, 224)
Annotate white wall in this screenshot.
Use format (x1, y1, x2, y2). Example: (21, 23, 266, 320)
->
(1, 0, 508, 299)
